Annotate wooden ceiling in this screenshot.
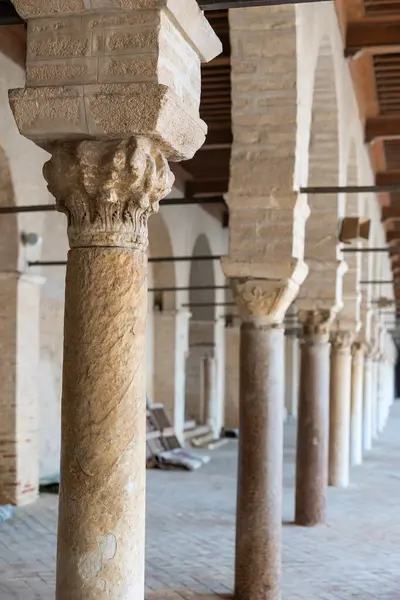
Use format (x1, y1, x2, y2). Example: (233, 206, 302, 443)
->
(340, 0, 400, 310)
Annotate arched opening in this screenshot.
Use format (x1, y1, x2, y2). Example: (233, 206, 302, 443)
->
(185, 234, 217, 427)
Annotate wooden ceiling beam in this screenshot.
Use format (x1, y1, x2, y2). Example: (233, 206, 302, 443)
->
(382, 207, 400, 221)
(366, 116, 400, 141)
(377, 171, 400, 186)
(198, 0, 327, 8)
(346, 20, 400, 56)
(0, 24, 25, 67)
(186, 179, 229, 197)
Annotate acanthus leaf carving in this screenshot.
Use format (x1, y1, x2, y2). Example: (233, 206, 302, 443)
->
(299, 309, 332, 343)
(43, 136, 174, 250)
(230, 278, 299, 326)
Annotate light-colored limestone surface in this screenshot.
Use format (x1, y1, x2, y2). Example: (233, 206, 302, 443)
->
(10, 0, 221, 158)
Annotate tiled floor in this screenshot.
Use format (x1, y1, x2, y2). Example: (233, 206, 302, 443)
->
(1, 404, 400, 599)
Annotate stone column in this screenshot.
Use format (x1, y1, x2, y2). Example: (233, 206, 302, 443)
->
(371, 356, 379, 440)
(362, 351, 373, 453)
(222, 275, 307, 600)
(201, 355, 218, 437)
(236, 319, 284, 600)
(285, 332, 300, 419)
(0, 273, 43, 506)
(9, 2, 221, 597)
(295, 310, 330, 526)
(350, 343, 364, 467)
(40, 139, 173, 599)
(329, 331, 353, 488)
(224, 319, 240, 430)
(153, 309, 191, 442)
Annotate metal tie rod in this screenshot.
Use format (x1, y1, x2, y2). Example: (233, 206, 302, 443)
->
(342, 247, 399, 253)
(0, 197, 225, 214)
(300, 184, 400, 194)
(28, 255, 222, 267)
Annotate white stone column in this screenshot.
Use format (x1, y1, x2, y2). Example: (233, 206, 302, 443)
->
(362, 351, 373, 453)
(201, 355, 218, 438)
(214, 316, 226, 437)
(371, 356, 379, 440)
(224, 320, 240, 430)
(0, 273, 43, 506)
(285, 332, 300, 418)
(153, 309, 191, 442)
(9, 2, 221, 597)
(350, 343, 364, 467)
(329, 331, 353, 488)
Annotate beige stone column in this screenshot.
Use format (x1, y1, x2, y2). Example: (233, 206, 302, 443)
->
(33, 139, 176, 599)
(285, 332, 300, 419)
(329, 331, 353, 488)
(350, 343, 364, 467)
(362, 350, 373, 453)
(295, 310, 330, 526)
(9, 2, 221, 597)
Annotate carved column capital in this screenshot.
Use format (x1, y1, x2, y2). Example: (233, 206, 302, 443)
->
(229, 277, 299, 327)
(351, 341, 365, 361)
(299, 309, 332, 343)
(43, 136, 174, 250)
(330, 330, 355, 350)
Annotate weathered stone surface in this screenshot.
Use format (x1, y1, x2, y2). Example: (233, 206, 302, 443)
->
(350, 342, 364, 467)
(226, 5, 309, 293)
(235, 323, 284, 600)
(10, 83, 207, 160)
(57, 247, 147, 599)
(296, 310, 331, 526)
(329, 330, 354, 488)
(12, 0, 223, 63)
(43, 137, 174, 249)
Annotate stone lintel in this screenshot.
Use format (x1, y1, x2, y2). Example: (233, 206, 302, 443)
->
(9, 84, 205, 160)
(11, 0, 222, 62)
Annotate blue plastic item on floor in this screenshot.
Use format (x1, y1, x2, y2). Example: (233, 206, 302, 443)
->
(0, 505, 14, 523)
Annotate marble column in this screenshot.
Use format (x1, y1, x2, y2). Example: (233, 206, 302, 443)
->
(350, 343, 364, 467)
(295, 310, 330, 526)
(371, 356, 379, 440)
(43, 139, 173, 599)
(201, 355, 218, 437)
(222, 277, 306, 600)
(329, 331, 353, 488)
(224, 320, 240, 430)
(285, 333, 300, 419)
(235, 320, 284, 600)
(362, 351, 373, 453)
(153, 309, 191, 442)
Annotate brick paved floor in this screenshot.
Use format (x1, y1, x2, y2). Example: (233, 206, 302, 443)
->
(1, 403, 400, 599)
